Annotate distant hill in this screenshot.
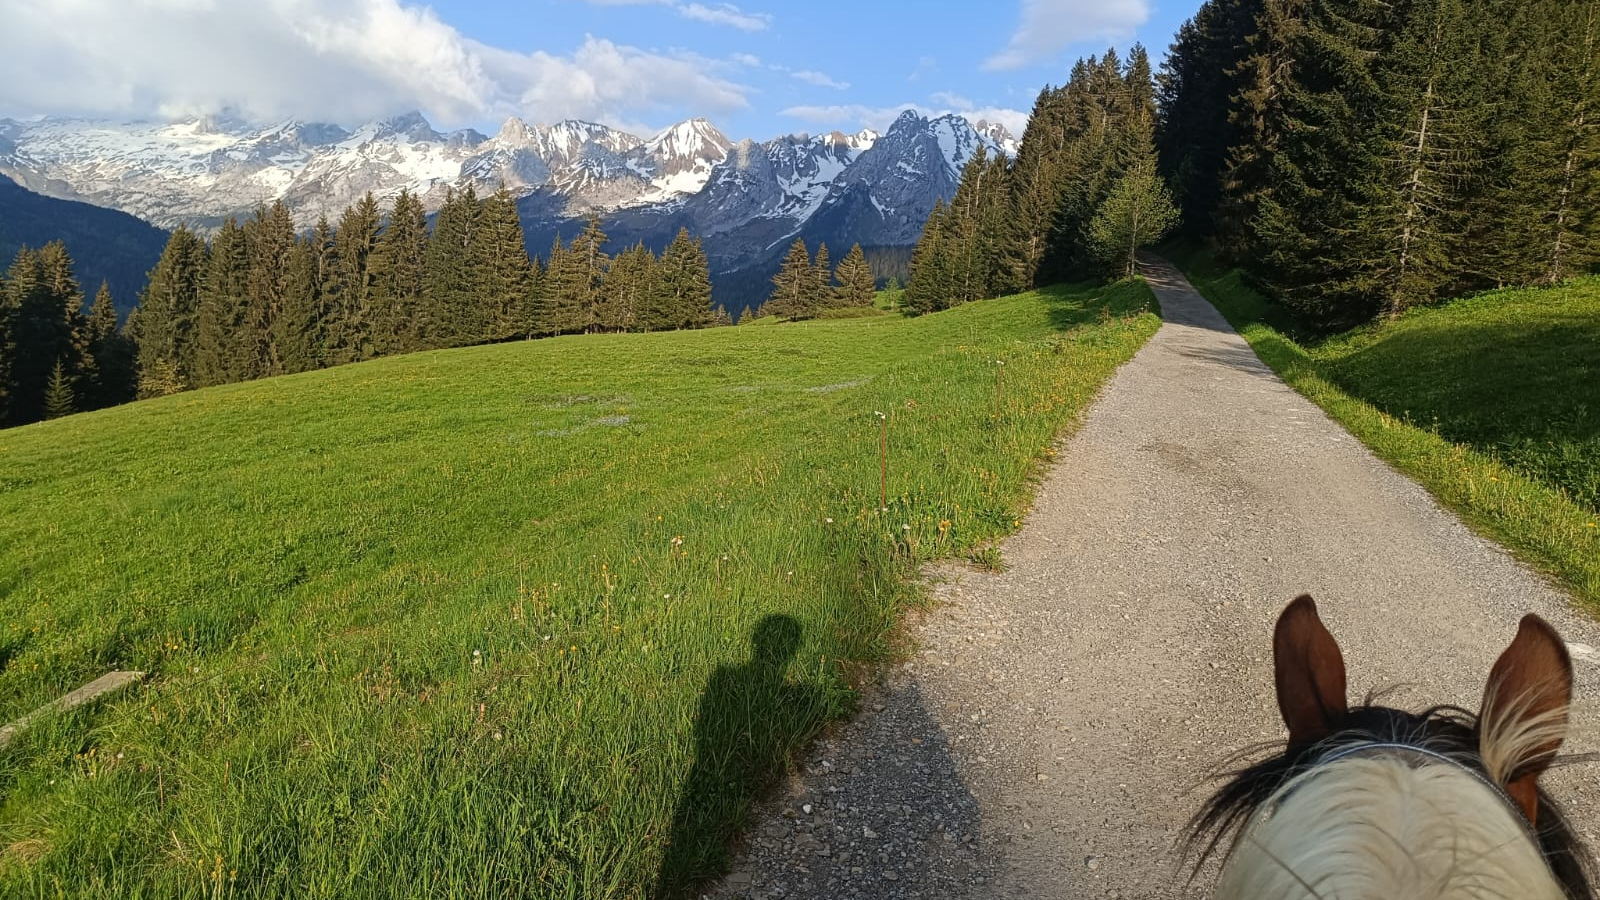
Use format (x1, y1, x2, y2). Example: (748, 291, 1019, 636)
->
(0, 174, 169, 316)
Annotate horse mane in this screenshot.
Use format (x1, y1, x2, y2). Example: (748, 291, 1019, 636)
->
(1183, 695, 1597, 900)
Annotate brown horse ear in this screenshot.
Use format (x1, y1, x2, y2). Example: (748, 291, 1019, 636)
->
(1273, 595, 1349, 747)
(1479, 614, 1572, 825)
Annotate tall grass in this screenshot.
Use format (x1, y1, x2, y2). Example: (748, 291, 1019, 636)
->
(1163, 245, 1600, 610)
(0, 281, 1158, 898)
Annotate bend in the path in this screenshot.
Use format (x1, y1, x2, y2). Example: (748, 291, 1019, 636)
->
(712, 256, 1600, 900)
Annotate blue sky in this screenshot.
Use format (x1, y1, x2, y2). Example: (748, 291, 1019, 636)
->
(1, 0, 1201, 141)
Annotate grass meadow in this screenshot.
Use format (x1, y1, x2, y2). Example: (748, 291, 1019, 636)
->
(0, 281, 1157, 898)
(1164, 245, 1600, 610)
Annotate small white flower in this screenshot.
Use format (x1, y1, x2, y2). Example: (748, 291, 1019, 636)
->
(902, 524, 911, 531)
(473, 649, 481, 658)
(825, 517, 834, 524)
(493, 732, 503, 741)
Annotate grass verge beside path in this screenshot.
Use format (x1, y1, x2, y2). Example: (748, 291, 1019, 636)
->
(1162, 245, 1600, 612)
(0, 280, 1157, 899)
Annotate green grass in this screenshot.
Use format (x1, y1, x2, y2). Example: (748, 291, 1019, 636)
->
(0, 281, 1158, 899)
(1163, 244, 1600, 610)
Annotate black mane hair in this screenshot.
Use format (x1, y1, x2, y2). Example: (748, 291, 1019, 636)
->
(1183, 696, 1597, 900)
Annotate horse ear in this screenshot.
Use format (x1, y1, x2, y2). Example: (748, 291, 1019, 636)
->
(1273, 595, 1348, 747)
(1479, 614, 1572, 825)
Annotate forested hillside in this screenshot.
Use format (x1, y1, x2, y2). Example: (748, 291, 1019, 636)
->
(1158, 0, 1600, 327)
(0, 175, 168, 315)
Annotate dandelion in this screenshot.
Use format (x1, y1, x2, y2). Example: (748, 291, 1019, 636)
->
(939, 519, 951, 532)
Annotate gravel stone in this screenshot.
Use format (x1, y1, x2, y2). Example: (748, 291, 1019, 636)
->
(709, 256, 1600, 899)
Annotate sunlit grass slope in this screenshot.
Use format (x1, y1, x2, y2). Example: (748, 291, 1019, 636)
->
(1165, 245, 1600, 609)
(0, 281, 1157, 899)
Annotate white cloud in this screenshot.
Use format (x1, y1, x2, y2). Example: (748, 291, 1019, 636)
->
(792, 70, 849, 90)
(0, 0, 752, 129)
(677, 2, 772, 30)
(571, 0, 771, 31)
(983, 0, 1150, 71)
(930, 91, 973, 109)
(782, 102, 1029, 138)
(731, 52, 763, 67)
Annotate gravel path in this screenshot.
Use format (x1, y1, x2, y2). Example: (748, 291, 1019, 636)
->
(710, 255, 1600, 900)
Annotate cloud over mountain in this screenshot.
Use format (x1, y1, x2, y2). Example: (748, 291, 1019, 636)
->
(0, 0, 752, 129)
(983, 0, 1150, 71)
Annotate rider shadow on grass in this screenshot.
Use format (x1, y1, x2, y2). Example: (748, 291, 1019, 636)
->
(655, 614, 828, 899)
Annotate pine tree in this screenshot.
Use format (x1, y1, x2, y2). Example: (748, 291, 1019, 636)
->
(601, 243, 652, 332)
(43, 358, 74, 419)
(655, 230, 713, 329)
(1217, 0, 1310, 261)
(5, 245, 80, 424)
(0, 263, 12, 422)
(1156, 0, 1262, 235)
(766, 239, 813, 319)
(329, 194, 383, 363)
(132, 225, 206, 396)
(569, 215, 610, 333)
(472, 187, 536, 341)
(242, 201, 296, 377)
(834, 244, 877, 307)
(193, 217, 248, 387)
(1088, 159, 1181, 278)
(905, 201, 953, 314)
(85, 282, 136, 408)
(373, 189, 429, 352)
(276, 234, 327, 374)
(422, 187, 479, 348)
(811, 243, 833, 309)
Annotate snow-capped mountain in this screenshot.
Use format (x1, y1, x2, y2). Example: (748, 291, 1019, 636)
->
(0, 108, 1019, 310)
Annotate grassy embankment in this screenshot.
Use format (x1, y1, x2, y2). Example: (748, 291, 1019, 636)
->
(1164, 245, 1600, 610)
(0, 281, 1157, 898)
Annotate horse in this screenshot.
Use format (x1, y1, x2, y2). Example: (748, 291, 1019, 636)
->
(1187, 594, 1595, 900)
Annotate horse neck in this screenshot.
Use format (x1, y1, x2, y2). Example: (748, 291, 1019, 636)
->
(1217, 755, 1565, 900)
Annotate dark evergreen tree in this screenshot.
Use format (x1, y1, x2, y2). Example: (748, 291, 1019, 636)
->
(811, 243, 832, 308)
(132, 225, 206, 396)
(766, 239, 814, 319)
(601, 242, 653, 332)
(85, 281, 136, 408)
(372, 189, 429, 354)
(472, 187, 536, 341)
(423, 186, 479, 347)
(834, 243, 877, 307)
(242, 201, 295, 377)
(655, 229, 713, 329)
(43, 358, 74, 419)
(193, 217, 249, 387)
(905, 201, 954, 314)
(1156, 0, 1262, 235)
(329, 193, 383, 363)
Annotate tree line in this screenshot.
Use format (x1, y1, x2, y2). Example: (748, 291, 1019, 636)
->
(755, 239, 879, 319)
(0, 186, 732, 427)
(1159, 0, 1600, 327)
(903, 46, 1178, 314)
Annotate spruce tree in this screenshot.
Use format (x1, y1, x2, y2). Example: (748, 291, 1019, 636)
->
(811, 243, 832, 309)
(600, 243, 651, 332)
(423, 187, 478, 348)
(132, 225, 206, 396)
(834, 244, 877, 307)
(568, 215, 610, 334)
(329, 193, 383, 363)
(0, 263, 12, 422)
(194, 217, 248, 387)
(5, 246, 79, 424)
(766, 239, 813, 319)
(472, 187, 536, 341)
(656, 229, 713, 329)
(905, 201, 953, 314)
(243, 201, 296, 377)
(85, 281, 136, 408)
(373, 189, 429, 353)
(275, 234, 328, 374)
(43, 358, 74, 419)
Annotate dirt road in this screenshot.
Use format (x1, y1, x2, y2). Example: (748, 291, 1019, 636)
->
(713, 255, 1600, 900)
